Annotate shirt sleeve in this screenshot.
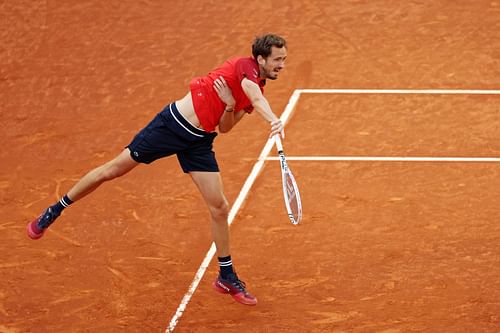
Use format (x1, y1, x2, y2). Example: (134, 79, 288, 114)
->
(234, 58, 260, 84)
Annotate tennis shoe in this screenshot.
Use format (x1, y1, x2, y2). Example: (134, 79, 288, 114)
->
(213, 272, 257, 306)
(27, 207, 59, 240)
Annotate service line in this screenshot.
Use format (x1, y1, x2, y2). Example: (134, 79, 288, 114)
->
(264, 156, 500, 162)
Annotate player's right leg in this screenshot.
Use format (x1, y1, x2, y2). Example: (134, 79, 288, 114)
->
(189, 171, 258, 306)
(27, 148, 139, 239)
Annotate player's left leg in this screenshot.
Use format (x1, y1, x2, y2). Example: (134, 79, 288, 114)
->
(27, 148, 139, 239)
(189, 171, 257, 306)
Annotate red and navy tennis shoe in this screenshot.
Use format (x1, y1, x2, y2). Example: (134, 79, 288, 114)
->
(213, 272, 257, 306)
(27, 207, 58, 240)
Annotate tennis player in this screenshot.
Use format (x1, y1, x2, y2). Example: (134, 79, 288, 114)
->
(27, 33, 287, 306)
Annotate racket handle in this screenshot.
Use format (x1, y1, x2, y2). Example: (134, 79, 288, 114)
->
(274, 135, 284, 152)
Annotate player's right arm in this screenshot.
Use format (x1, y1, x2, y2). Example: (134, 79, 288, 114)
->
(241, 77, 284, 138)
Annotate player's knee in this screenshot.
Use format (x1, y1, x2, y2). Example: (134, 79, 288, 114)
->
(209, 199, 229, 220)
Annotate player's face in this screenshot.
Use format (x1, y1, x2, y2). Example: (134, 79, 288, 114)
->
(259, 46, 287, 80)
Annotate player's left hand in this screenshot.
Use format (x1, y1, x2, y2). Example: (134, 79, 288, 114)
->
(213, 76, 236, 109)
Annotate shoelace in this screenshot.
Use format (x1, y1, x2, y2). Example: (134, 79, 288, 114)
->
(233, 279, 246, 292)
(222, 273, 250, 294)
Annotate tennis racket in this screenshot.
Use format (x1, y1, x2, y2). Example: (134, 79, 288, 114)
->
(274, 135, 302, 225)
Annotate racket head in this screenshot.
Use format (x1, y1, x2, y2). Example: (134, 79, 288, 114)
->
(281, 168, 302, 225)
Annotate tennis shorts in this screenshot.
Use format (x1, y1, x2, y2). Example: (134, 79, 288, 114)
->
(126, 102, 219, 173)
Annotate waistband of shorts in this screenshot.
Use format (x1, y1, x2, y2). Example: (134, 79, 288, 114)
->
(168, 103, 207, 137)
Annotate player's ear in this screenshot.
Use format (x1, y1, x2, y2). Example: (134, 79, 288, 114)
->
(257, 55, 266, 66)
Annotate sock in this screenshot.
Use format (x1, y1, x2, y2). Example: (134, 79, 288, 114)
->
(51, 194, 74, 216)
(218, 255, 235, 279)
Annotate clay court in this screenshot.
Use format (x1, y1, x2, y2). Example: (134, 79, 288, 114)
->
(1, 1, 500, 332)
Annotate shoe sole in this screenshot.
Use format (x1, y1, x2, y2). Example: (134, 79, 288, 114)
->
(212, 281, 258, 306)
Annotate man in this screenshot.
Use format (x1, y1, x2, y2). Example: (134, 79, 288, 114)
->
(27, 33, 287, 306)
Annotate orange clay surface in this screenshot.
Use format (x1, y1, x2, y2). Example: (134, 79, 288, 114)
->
(1, 1, 500, 332)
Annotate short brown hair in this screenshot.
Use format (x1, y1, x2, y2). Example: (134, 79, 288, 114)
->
(252, 34, 287, 59)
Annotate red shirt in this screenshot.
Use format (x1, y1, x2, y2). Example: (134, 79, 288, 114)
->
(189, 57, 266, 132)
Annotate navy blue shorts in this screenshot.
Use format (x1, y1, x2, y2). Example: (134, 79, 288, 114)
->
(126, 103, 219, 173)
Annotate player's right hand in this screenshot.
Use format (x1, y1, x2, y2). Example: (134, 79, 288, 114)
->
(270, 119, 285, 139)
(213, 76, 235, 109)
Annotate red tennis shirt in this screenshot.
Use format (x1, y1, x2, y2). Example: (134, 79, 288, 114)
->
(189, 56, 266, 132)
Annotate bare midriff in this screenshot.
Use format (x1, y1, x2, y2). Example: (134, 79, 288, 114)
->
(175, 92, 204, 131)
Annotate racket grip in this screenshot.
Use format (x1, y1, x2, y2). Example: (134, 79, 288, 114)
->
(274, 135, 284, 152)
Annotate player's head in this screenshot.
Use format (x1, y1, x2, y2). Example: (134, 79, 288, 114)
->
(252, 33, 287, 80)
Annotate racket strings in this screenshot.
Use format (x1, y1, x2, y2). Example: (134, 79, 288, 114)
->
(283, 172, 302, 224)
(275, 136, 302, 225)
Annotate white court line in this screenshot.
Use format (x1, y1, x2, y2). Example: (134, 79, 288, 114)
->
(297, 89, 500, 94)
(264, 156, 500, 162)
(165, 87, 499, 332)
(164, 90, 302, 333)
